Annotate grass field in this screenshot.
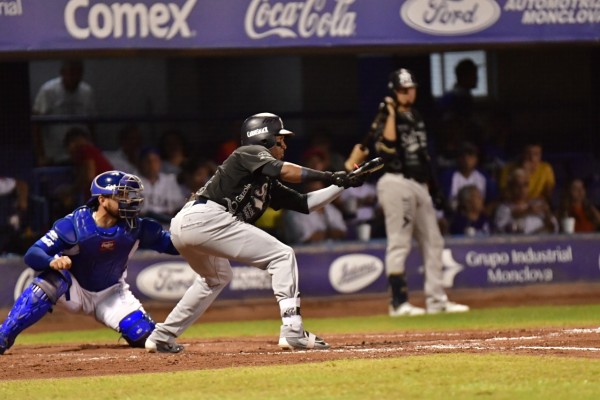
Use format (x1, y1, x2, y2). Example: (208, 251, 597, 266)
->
(2, 304, 600, 399)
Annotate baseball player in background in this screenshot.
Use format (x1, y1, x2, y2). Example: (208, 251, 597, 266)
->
(145, 112, 366, 353)
(0, 171, 179, 355)
(373, 69, 470, 316)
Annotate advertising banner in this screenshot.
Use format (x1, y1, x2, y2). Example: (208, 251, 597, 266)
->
(0, 0, 598, 52)
(1, 235, 600, 308)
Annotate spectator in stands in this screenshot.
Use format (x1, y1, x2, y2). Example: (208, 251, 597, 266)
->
(557, 178, 600, 233)
(306, 130, 346, 172)
(436, 59, 485, 170)
(104, 125, 142, 175)
(439, 58, 478, 121)
(159, 130, 189, 175)
(449, 185, 490, 236)
(339, 177, 379, 239)
(441, 142, 498, 215)
(0, 176, 30, 254)
(64, 127, 113, 202)
(499, 141, 555, 204)
(138, 147, 186, 226)
(493, 168, 557, 234)
(283, 181, 348, 244)
(177, 158, 217, 199)
(32, 59, 96, 166)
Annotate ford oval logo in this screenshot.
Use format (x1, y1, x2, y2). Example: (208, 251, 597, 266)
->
(328, 254, 384, 294)
(401, 0, 501, 36)
(136, 262, 197, 301)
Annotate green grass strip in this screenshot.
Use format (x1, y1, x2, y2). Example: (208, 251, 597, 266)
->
(3, 354, 600, 400)
(13, 304, 600, 345)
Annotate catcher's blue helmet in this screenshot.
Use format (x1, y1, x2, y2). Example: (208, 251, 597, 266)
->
(89, 171, 144, 228)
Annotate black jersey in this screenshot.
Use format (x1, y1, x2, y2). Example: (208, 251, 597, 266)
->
(198, 145, 308, 224)
(376, 108, 431, 183)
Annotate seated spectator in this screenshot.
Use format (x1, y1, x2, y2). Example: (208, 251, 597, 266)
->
(306, 130, 346, 172)
(449, 185, 490, 236)
(138, 147, 186, 226)
(255, 207, 284, 241)
(104, 125, 142, 175)
(441, 142, 498, 214)
(177, 158, 217, 199)
(159, 130, 188, 175)
(499, 141, 555, 204)
(493, 168, 557, 234)
(64, 127, 113, 204)
(556, 178, 600, 233)
(282, 181, 347, 244)
(0, 176, 30, 254)
(339, 178, 378, 239)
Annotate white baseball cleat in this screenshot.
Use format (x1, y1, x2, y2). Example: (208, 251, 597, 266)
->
(278, 325, 330, 350)
(389, 302, 426, 317)
(427, 301, 470, 314)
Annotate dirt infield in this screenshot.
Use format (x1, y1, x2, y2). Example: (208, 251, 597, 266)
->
(2, 283, 600, 381)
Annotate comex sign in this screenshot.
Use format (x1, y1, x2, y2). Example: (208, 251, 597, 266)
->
(64, 0, 197, 40)
(401, 0, 501, 35)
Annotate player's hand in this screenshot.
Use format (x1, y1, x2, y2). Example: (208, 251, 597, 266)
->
(50, 256, 72, 270)
(330, 171, 366, 189)
(344, 144, 369, 172)
(383, 96, 396, 115)
(330, 171, 350, 188)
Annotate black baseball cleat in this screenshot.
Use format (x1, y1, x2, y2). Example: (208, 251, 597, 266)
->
(145, 338, 184, 354)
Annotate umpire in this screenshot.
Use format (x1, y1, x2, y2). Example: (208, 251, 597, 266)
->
(373, 69, 469, 316)
(145, 112, 365, 353)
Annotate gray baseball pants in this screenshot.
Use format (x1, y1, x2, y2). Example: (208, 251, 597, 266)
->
(376, 173, 447, 305)
(148, 200, 301, 344)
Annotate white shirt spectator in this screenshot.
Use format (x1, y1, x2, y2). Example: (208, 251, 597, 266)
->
(104, 149, 139, 175)
(139, 173, 186, 217)
(284, 205, 347, 244)
(339, 183, 378, 224)
(33, 77, 96, 164)
(0, 177, 17, 196)
(449, 170, 487, 210)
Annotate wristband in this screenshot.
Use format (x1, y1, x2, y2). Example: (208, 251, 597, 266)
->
(300, 168, 332, 184)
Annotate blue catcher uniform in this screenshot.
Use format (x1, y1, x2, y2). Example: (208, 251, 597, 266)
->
(0, 171, 178, 355)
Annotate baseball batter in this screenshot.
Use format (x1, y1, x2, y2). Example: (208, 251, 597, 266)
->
(0, 171, 179, 355)
(373, 69, 469, 316)
(145, 112, 365, 353)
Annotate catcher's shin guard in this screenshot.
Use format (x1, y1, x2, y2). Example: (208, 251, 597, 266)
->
(119, 310, 155, 348)
(0, 270, 70, 354)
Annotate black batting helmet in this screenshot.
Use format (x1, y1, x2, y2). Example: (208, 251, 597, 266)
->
(388, 68, 418, 91)
(240, 112, 294, 148)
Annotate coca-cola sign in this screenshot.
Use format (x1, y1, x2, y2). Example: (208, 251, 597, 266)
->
(244, 0, 357, 39)
(401, 0, 501, 36)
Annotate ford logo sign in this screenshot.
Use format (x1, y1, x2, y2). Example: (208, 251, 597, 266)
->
(401, 0, 500, 36)
(328, 254, 383, 294)
(136, 262, 197, 301)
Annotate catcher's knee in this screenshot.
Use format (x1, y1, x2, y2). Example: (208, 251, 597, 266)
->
(34, 269, 72, 304)
(119, 310, 155, 348)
